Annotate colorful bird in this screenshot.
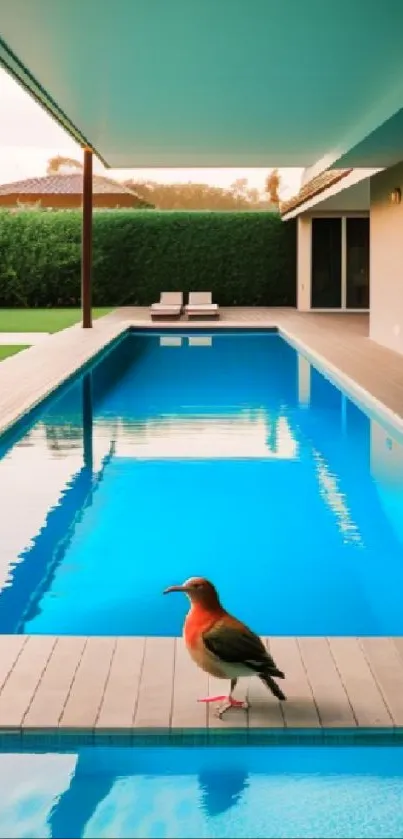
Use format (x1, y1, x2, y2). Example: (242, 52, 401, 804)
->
(163, 576, 286, 717)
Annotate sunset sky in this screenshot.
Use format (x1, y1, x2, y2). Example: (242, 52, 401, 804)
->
(0, 68, 303, 197)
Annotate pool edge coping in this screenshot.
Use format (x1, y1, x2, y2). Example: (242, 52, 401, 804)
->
(1, 726, 403, 750)
(0, 325, 130, 446)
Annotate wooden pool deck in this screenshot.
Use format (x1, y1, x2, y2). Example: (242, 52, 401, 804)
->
(1, 635, 403, 742)
(1, 307, 403, 740)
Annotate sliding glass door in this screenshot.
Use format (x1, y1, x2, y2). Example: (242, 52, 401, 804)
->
(346, 217, 370, 309)
(311, 218, 342, 308)
(311, 216, 369, 310)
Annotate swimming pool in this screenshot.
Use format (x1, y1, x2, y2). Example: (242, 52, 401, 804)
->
(1, 742, 403, 838)
(1, 328, 403, 636)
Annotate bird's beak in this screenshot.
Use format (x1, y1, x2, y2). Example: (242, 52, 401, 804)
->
(163, 584, 186, 594)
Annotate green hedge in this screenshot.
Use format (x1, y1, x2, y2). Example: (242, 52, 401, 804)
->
(0, 210, 296, 307)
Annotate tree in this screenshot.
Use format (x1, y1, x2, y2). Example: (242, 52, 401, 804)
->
(46, 156, 83, 175)
(230, 178, 249, 198)
(122, 179, 269, 211)
(265, 169, 281, 205)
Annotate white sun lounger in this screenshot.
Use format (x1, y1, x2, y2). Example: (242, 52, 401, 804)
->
(150, 291, 183, 320)
(185, 292, 220, 319)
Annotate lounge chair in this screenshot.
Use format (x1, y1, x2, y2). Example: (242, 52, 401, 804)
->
(185, 292, 220, 319)
(150, 292, 183, 320)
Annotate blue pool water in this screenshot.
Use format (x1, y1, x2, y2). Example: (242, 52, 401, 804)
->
(1, 329, 403, 635)
(1, 743, 403, 838)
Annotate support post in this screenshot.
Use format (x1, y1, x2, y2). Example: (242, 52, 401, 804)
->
(82, 147, 93, 328)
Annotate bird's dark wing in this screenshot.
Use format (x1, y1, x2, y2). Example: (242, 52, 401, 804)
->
(203, 619, 283, 676)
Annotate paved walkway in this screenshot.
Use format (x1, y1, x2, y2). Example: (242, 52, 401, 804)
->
(0, 332, 50, 345)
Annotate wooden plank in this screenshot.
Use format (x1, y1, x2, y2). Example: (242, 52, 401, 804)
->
(328, 637, 393, 727)
(298, 637, 356, 727)
(0, 635, 28, 689)
(171, 638, 209, 729)
(269, 637, 320, 728)
(59, 637, 116, 728)
(23, 637, 87, 728)
(393, 637, 403, 664)
(248, 639, 284, 728)
(134, 637, 175, 729)
(0, 633, 402, 734)
(0, 636, 56, 728)
(96, 637, 145, 729)
(361, 637, 403, 726)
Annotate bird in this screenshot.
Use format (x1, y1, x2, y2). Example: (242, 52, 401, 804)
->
(163, 576, 286, 717)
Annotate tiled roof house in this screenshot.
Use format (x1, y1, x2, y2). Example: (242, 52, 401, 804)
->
(0, 174, 153, 209)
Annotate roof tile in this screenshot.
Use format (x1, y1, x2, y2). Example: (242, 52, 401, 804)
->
(280, 168, 353, 215)
(0, 173, 150, 205)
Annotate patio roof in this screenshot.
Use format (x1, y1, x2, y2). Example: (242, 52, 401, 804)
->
(2, 0, 403, 171)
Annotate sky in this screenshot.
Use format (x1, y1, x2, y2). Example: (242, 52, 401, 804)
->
(0, 68, 303, 198)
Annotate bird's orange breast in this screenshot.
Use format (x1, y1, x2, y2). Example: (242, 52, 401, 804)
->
(183, 605, 228, 678)
(184, 605, 223, 650)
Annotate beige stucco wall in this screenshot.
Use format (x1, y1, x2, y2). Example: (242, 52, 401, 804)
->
(297, 216, 311, 310)
(370, 162, 403, 353)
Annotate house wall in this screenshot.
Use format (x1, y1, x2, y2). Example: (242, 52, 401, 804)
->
(306, 179, 370, 213)
(370, 162, 403, 354)
(297, 217, 311, 311)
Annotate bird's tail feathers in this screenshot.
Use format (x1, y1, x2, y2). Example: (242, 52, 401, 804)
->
(269, 667, 285, 680)
(259, 671, 287, 701)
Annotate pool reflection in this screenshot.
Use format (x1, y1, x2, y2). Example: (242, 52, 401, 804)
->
(0, 748, 251, 838)
(198, 767, 249, 816)
(49, 750, 115, 839)
(48, 758, 249, 837)
(1, 744, 403, 838)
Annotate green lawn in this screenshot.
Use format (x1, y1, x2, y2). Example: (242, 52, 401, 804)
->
(0, 308, 113, 333)
(0, 345, 29, 361)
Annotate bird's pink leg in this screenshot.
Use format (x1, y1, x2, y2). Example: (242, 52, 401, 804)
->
(198, 679, 249, 717)
(197, 695, 227, 703)
(197, 695, 247, 709)
(215, 695, 249, 718)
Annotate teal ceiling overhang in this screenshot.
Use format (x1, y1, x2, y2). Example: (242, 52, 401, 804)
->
(2, 0, 403, 170)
